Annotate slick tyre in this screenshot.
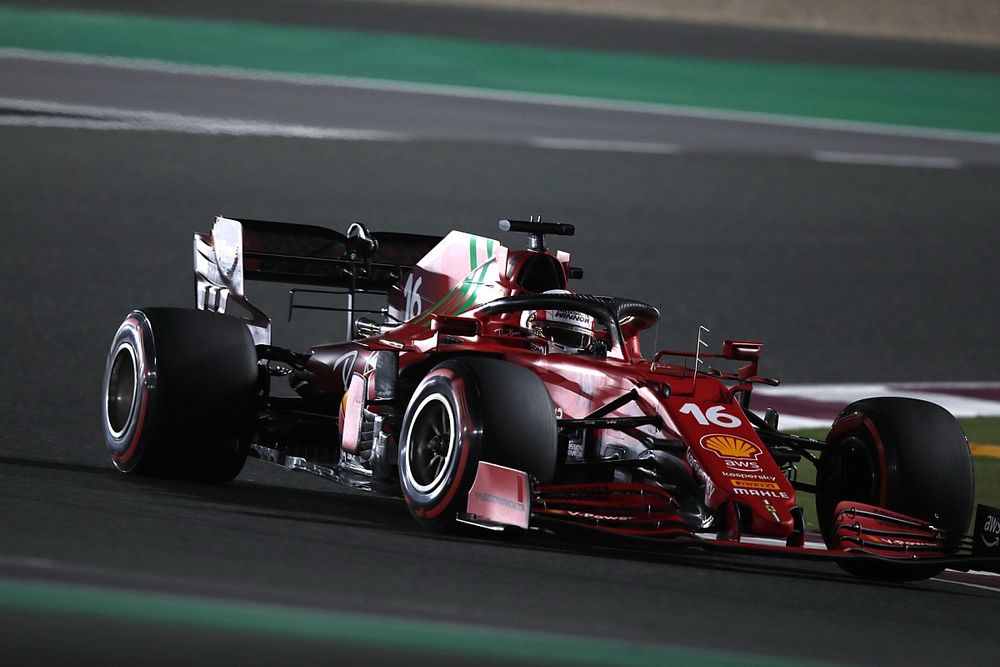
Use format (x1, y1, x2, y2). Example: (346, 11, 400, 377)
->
(816, 397, 974, 581)
(399, 357, 557, 531)
(102, 308, 257, 482)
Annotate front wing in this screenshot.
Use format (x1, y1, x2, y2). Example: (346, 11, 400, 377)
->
(462, 462, 1000, 574)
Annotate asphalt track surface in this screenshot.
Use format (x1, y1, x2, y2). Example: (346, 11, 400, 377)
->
(2, 3, 1000, 666)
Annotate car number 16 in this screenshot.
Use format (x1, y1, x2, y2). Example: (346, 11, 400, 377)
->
(679, 403, 743, 428)
(402, 273, 423, 321)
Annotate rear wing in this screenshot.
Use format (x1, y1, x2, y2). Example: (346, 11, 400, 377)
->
(194, 216, 442, 344)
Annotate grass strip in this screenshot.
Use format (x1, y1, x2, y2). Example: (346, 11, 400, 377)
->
(1, 5, 999, 133)
(0, 578, 827, 666)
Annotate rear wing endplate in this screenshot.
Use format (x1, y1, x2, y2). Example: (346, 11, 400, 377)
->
(194, 216, 441, 344)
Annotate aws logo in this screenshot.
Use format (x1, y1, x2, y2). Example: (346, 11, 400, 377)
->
(700, 434, 763, 461)
(983, 513, 1000, 549)
(972, 507, 1000, 557)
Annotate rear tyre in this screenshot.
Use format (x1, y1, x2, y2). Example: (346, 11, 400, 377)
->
(816, 397, 974, 581)
(398, 357, 557, 531)
(102, 308, 257, 482)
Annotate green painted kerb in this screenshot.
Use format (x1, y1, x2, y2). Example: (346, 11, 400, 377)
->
(0, 578, 829, 666)
(1, 5, 999, 133)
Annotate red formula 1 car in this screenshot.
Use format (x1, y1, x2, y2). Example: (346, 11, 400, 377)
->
(102, 217, 1000, 581)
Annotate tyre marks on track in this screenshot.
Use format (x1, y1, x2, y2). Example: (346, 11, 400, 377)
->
(0, 93, 975, 169)
(0, 97, 407, 141)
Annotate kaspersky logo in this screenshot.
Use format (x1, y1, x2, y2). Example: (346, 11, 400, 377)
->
(700, 434, 763, 461)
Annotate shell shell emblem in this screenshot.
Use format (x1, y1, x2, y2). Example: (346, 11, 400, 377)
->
(701, 434, 762, 460)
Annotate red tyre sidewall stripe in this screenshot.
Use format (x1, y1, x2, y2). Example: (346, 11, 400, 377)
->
(860, 415, 888, 507)
(422, 375, 473, 520)
(404, 367, 456, 516)
(402, 366, 480, 520)
(111, 316, 150, 466)
(829, 411, 889, 507)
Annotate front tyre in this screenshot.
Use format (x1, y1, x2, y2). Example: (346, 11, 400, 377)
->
(816, 397, 974, 580)
(398, 358, 557, 531)
(102, 308, 257, 482)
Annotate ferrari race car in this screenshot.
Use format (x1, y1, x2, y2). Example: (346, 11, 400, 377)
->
(102, 217, 1000, 581)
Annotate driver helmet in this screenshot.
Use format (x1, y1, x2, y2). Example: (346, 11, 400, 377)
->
(524, 291, 595, 354)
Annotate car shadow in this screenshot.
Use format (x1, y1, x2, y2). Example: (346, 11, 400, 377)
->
(0, 453, 984, 595)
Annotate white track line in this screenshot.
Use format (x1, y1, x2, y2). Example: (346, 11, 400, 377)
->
(530, 137, 681, 154)
(0, 98, 407, 141)
(4, 48, 1000, 146)
(756, 382, 1000, 429)
(936, 580, 1000, 593)
(764, 415, 830, 430)
(812, 151, 962, 169)
(754, 383, 1000, 420)
(0, 98, 981, 170)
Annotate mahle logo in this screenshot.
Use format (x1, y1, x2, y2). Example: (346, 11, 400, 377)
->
(701, 434, 762, 461)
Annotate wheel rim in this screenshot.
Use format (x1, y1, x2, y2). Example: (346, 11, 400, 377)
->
(406, 394, 456, 494)
(106, 343, 138, 439)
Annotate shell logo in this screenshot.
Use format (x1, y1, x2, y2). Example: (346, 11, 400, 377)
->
(701, 434, 762, 460)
